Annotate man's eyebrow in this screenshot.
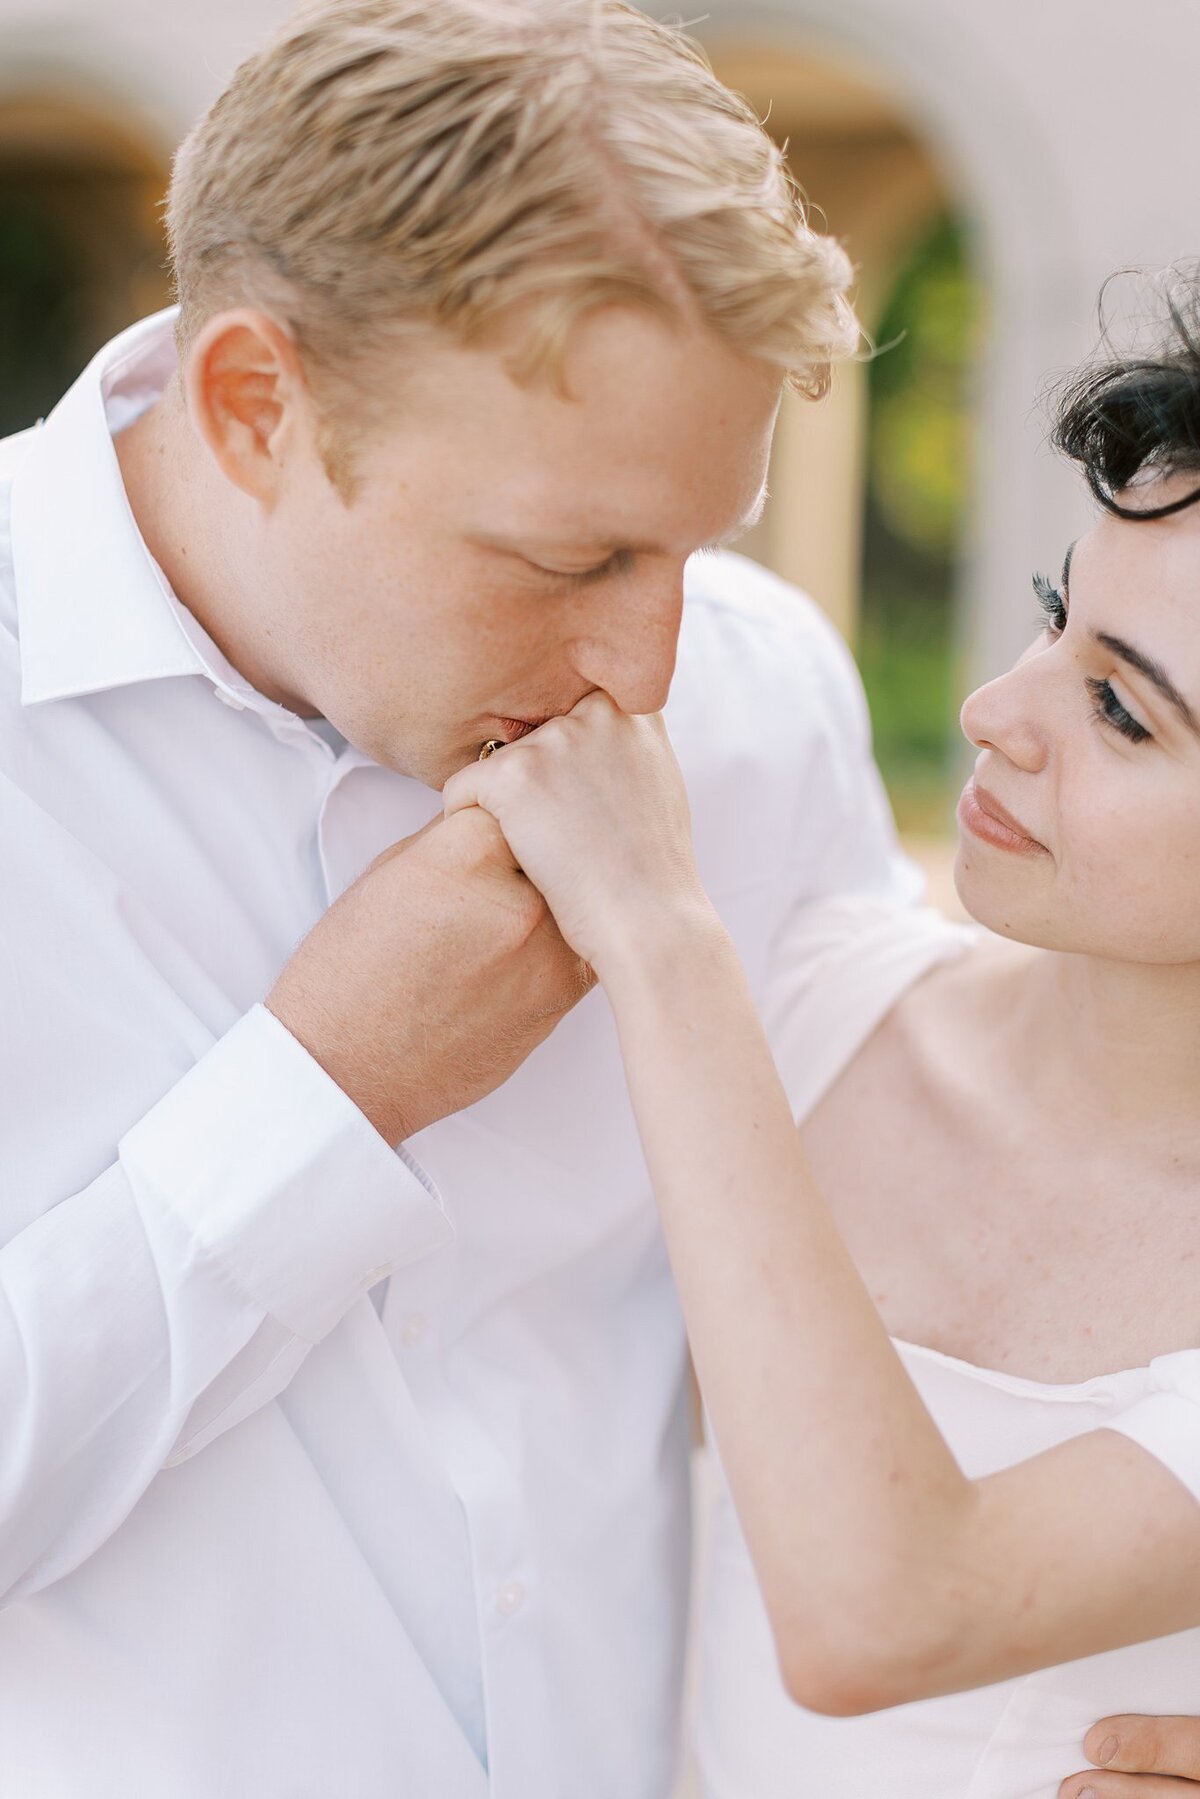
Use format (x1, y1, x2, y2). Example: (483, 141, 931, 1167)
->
(1094, 629, 1200, 737)
(475, 486, 770, 560)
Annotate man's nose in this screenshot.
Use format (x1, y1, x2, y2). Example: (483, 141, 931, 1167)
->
(959, 653, 1051, 774)
(571, 564, 685, 715)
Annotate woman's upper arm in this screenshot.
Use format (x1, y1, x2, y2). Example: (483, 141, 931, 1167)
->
(953, 1424, 1200, 1689)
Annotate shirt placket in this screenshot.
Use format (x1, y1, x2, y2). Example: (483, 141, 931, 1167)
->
(382, 1248, 557, 1798)
(316, 748, 557, 1792)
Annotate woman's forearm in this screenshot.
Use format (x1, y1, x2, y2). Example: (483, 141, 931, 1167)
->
(605, 917, 978, 1707)
(603, 917, 1200, 1712)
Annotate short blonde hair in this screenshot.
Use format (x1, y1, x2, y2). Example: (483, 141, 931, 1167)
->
(167, 0, 856, 430)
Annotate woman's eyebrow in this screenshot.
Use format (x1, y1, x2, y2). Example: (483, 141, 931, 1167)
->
(1093, 629, 1200, 737)
(1062, 541, 1076, 594)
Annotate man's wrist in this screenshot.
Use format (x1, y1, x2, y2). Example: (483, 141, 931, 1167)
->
(263, 991, 412, 1147)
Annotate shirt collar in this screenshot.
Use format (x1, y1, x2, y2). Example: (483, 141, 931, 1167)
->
(12, 308, 230, 707)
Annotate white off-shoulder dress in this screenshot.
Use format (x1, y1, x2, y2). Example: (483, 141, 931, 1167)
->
(692, 901, 1200, 1799)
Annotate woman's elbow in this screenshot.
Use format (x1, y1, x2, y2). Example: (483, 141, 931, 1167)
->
(773, 1600, 963, 1717)
(777, 1642, 909, 1717)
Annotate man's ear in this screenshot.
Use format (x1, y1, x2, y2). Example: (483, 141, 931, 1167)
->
(182, 309, 311, 504)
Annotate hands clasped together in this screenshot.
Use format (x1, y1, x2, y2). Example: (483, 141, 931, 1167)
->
(266, 692, 707, 1149)
(443, 691, 718, 989)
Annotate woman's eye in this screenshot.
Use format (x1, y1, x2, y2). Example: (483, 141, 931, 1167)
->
(1032, 572, 1067, 635)
(1086, 676, 1151, 744)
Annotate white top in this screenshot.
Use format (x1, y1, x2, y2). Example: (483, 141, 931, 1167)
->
(694, 901, 1200, 1799)
(0, 310, 921, 1799)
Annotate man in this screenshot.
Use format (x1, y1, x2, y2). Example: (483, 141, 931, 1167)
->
(0, 1, 1194, 1794)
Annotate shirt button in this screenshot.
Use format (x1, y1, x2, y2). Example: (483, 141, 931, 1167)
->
(401, 1313, 427, 1346)
(495, 1580, 525, 1617)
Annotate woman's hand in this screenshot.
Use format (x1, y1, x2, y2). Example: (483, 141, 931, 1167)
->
(442, 692, 717, 984)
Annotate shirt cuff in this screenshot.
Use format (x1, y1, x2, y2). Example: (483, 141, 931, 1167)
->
(118, 1003, 455, 1343)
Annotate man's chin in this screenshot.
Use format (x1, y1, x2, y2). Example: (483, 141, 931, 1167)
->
(415, 743, 485, 794)
(359, 725, 490, 792)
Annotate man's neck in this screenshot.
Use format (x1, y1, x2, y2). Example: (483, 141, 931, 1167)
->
(113, 399, 308, 712)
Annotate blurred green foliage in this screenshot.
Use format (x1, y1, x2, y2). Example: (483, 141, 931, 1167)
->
(859, 214, 983, 833)
(0, 187, 87, 437)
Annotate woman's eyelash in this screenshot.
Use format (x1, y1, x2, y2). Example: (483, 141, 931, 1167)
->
(1033, 571, 1067, 632)
(1086, 676, 1151, 744)
(1031, 572, 1152, 743)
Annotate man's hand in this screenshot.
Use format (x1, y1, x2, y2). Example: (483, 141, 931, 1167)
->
(1061, 1716, 1200, 1796)
(267, 807, 594, 1144)
(443, 691, 712, 985)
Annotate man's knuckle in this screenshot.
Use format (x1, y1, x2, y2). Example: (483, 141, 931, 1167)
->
(1116, 1719, 1163, 1771)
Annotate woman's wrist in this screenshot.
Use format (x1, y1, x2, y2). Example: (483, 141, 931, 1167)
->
(590, 893, 734, 1006)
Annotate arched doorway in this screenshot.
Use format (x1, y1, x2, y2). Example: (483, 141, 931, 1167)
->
(705, 45, 983, 839)
(699, 2, 1084, 860)
(0, 94, 171, 436)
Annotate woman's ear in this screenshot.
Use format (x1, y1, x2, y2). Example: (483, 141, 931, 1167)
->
(182, 309, 310, 504)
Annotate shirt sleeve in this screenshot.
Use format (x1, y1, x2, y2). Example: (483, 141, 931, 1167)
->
(1105, 1351, 1200, 1505)
(0, 1004, 453, 1606)
(761, 899, 976, 1122)
(782, 594, 924, 911)
(742, 572, 962, 1114)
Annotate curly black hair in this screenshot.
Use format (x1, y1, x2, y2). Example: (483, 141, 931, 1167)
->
(1052, 268, 1200, 522)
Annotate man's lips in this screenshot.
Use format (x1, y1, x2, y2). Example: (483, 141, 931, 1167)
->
(958, 779, 1047, 854)
(492, 716, 547, 741)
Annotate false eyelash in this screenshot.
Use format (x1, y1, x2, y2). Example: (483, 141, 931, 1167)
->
(1086, 676, 1151, 744)
(1033, 571, 1067, 632)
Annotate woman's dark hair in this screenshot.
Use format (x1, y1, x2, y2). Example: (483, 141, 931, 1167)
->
(1052, 266, 1200, 521)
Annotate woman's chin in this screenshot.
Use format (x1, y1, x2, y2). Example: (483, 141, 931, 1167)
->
(952, 838, 1050, 946)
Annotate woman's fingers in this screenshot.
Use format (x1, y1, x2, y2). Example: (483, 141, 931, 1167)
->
(442, 760, 488, 817)
(438, 692, 701, 979)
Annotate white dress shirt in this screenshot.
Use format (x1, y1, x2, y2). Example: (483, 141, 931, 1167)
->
(0, 310, 917, 1799)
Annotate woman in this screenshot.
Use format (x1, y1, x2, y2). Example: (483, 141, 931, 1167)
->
(444, 282, 1200, 1797)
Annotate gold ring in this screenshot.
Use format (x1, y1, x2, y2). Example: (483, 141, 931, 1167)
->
(479, 739, 505, 761)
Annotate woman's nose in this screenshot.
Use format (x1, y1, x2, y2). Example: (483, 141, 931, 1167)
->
(959, 656, 1050, 774)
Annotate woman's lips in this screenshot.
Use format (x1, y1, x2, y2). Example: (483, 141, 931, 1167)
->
(957, 779, 1047, 855)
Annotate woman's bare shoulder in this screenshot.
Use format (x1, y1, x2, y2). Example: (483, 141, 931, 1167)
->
(806, 926, 1040, 1158)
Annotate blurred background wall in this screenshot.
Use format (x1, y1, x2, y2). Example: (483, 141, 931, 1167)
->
(1, 0, 1196, 849)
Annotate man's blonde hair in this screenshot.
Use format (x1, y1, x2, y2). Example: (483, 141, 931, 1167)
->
(167, 0, 857, 451)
